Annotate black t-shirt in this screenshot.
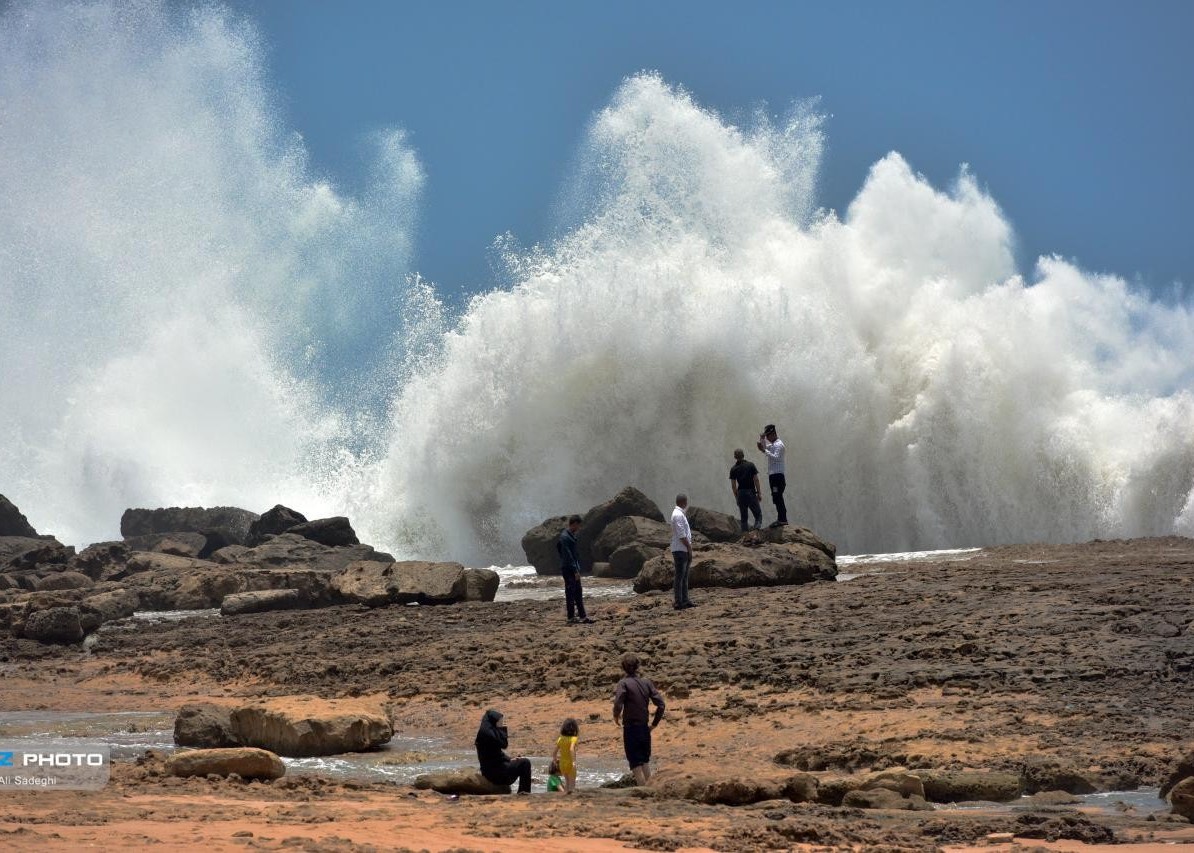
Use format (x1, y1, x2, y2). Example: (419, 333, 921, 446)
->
(729, 460, 759, 491)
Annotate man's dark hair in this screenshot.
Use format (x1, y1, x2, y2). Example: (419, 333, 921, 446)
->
(568, 514, 582, 525)
(560, 717, 579, 736)
(621, 653, 640, 675)
(733, 448, 744, 460)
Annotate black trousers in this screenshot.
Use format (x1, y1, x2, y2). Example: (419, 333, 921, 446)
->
(769, 473, 788, 523)
(562, 568, 587, 619)
(483, 757, 533, 793)
(736, 488, 762, 530)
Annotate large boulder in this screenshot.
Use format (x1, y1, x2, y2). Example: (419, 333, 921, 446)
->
(462, 568, 500, 602)
(578, 487, 664, 570)
(174, 696, 392, 758)
(121, 506, 259, 546)
(220, 589, 303, 616)
(34, 571, 93, 592)
(247, 505, 309, 546)
(22, 606, 85, 644)
(0, 495, 38, 537)
(520, 515, 572, 576)
(919, 770, 1022, 803)
(1160, 749, 1194, 799)
(604, 543, 665, 579)
(745, 525, 837, 560)
(166, 748, 285, 781)
(634, 540, 837, 593)
(592, 517, 675, 562)
(68, 542, 131, 580)
(0, 590, 88, 637)
(414, 770, 511, 795)
(126, 563, 334, 611)
(210, 533, 393, 573)
(647, 768, 817, 805)
(842, 787, 932, 811)
(1020, 756, 1099, 795)
(81, 588, 139, 624)
(287, 517, 359, 547)
(174, 703, 238, 748)
(331, 560, 468, 606)
(121, 532, 208, 559)
(1169, 776, 1194, 820)
(0, 536, 73, 571)
(684, 506, 742, 542)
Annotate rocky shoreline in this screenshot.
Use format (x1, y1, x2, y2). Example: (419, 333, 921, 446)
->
(2, 489, 1194, 850)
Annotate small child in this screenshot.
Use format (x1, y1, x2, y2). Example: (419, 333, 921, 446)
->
(551, 718, 580, 793)
(546, 758, 564, 793)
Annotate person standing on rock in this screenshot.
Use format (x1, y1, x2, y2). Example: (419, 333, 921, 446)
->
(613, 653, 666, 786)
(557, 515, 594, 624)
(669, 494, 694, 609)
(729, 449, 763, 532)
(756, 424, 788, 528)
(475, 708, 532, 794)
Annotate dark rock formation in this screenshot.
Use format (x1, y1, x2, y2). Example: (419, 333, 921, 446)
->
(462, 568, 500, 602)
(520, 515, 572, 576)
(22, 606, 85, 644)
(577, 486, 664, 571)
(246, 505, 309, 546)
(120, 506, 259, 545)
(684, 506, 742, 542)
(0, 495, 38, 537)
(919, 769, 1023, 803)
(122, 532, 208, 559)
(287, 516, 359, 547)
(210, 533, 392, 573)
(0, 536, 73, 571)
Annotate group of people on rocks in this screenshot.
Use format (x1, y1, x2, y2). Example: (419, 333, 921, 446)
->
(557, 423, 789, 617)
(474, 653, 666, 794)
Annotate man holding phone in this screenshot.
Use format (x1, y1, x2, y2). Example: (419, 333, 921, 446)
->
(756, 424, 788, 528)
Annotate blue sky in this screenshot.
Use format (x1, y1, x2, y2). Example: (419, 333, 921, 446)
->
(229, 0, 1194, 301)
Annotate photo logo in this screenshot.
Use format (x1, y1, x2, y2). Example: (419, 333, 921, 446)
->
(0, 741, 109, 790)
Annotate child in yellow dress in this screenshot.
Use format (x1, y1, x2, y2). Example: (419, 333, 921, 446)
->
(551, 718, 580, 793)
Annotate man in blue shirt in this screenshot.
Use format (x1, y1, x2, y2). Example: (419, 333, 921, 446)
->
(557, 515, 594, 624)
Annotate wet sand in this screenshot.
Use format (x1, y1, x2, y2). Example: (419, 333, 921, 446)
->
(2, 536, 1193, 850)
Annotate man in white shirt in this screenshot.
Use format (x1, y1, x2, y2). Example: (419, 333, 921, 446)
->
(669, 494, 695, 610)
(756, 424, 788, 528)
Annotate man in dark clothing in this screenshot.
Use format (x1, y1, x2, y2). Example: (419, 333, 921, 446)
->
(474, 708, 532, 794)
(612, 653, 666, 786)
(729, 449, 763, 532)
(557, 515, 593, 624)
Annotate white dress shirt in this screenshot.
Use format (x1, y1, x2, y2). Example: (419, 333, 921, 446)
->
(669, 505, 692, 553)
(762, 437, 786, 475)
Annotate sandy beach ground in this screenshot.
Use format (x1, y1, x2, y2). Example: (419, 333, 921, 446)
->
(2, 536, 1193, 851)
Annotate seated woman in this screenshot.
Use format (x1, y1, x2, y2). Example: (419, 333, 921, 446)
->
(474, 708, 532, 794)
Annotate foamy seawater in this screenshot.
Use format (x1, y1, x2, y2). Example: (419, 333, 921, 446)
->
(491, 564, 633, 602)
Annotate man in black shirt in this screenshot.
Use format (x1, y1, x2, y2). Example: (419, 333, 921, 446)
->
(729, 449, 763, 532)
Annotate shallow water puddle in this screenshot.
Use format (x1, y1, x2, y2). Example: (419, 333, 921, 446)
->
(0, 711, 627, 788)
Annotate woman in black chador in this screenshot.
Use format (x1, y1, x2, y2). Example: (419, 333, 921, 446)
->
(474, 708, 532, 794)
